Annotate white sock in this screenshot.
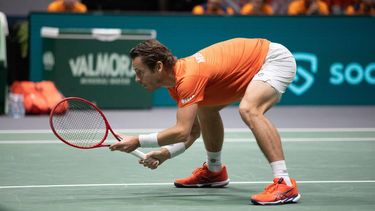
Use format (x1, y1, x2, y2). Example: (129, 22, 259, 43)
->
(270, 160, 292, 186)
(206, 151, 222, 172)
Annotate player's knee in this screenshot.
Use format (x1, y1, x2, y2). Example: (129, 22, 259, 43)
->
(239, 103, 261, 125)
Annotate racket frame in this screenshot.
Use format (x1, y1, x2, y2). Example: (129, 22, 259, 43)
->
(50, 97, 146, 159)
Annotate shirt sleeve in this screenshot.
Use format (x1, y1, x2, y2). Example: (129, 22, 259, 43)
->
(167, 88, 178, 102)
(175, 75, 208, 107)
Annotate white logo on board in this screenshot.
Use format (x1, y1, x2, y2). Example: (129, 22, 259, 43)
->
(43, 51, 55, 71)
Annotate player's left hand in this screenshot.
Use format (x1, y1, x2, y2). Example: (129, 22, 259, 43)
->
(109, 134, 140, 153)
(139, 148, 169, 169)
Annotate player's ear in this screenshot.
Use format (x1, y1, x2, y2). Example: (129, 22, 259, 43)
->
(155, 61, 163, 73)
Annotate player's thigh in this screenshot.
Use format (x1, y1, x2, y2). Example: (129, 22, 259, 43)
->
(241, 42, 296, 113)
(240, 81, 279, 114)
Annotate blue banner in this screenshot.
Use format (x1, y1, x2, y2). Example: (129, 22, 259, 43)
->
(30, 14, 375, 105)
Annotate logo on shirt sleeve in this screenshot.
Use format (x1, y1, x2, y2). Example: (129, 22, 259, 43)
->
(193, 53, 206, 63)
(181, 95, 196, 104)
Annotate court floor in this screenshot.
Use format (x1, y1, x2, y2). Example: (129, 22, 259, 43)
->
(0, 128, 374, 211)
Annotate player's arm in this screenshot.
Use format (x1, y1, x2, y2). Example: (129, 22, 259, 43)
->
(139, 105, 201, 169)
(109, 103, 198, 153)
(156, 103, 199, 146)
(140, 115, 200, 167)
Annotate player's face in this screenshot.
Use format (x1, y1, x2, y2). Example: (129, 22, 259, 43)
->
(132, 57, 160, 91)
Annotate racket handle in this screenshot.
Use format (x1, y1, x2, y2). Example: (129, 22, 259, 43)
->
(131, 149, 146, 159)
(131, 149, 160, 166)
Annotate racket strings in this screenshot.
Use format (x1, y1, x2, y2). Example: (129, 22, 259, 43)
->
(52, 100, 107, 148)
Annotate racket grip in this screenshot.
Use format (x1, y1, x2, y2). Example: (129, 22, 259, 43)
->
(131, 149, 146, 159)
(131, 149, 160, 167)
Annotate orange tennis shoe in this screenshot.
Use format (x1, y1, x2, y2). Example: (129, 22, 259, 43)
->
(174, 163, 230, 188)
(251, 178, 301, 205)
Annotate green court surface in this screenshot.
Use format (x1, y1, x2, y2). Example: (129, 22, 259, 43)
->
(0, 129, 374, 211)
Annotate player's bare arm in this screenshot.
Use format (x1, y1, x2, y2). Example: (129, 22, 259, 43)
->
(157, 103, 199, 146)
(141, 116, 201, 169)
(109, 104, 198, 154)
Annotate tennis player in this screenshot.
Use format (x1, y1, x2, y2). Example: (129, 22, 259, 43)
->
(110, 38, 301, 205)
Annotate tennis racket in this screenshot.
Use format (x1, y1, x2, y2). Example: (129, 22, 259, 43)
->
(49, 97, 146, 159)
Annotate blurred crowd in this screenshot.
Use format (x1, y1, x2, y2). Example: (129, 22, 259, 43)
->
(0, 0, 373, 94)
(191, 0, 375, 16)
(45, 0, 374, 16)
(47, 0, 87, 13)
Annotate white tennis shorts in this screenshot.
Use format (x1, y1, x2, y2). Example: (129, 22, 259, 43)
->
(252, 42, 296, 94)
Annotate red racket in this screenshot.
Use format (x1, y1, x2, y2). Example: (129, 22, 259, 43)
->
(49, 97, 146, 159)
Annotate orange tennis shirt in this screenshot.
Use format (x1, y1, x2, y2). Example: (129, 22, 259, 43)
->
(168, 38, 270, 108)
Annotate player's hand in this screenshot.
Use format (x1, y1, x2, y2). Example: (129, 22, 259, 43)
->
(139, 148, 169, 170)
(109, 134, 140, 153)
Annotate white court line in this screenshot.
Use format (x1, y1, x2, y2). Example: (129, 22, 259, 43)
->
(1, 180, 374, 189)
(1, 137, 375, 144)
(1, 128, 375, 134)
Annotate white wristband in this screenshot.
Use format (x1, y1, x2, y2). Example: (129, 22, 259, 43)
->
(138, 133, 159, 148)
(163, 143, 186, 158)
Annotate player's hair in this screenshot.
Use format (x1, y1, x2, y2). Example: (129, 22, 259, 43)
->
(129, 39, 176, 72)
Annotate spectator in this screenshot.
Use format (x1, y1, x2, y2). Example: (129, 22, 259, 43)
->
(192, 0, 234, 15)
(346, 0, 375, 15)
(288, 0, 330, 15)
(240, 0, 273, 15)
(271, 0, 292, 15)
(0, 11, 8, 67)
(48, 0, 87, 13)
(326, 0, 349, 15)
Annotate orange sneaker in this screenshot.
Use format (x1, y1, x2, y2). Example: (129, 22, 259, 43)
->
(251, 178, 301, 205)
(174, 163, 230, 188)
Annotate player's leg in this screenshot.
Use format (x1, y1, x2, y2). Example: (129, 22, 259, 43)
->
(240, 42, 300, 205)
(174, 105, 229, 188)
(239, 81, 283, 162)
(239, 81, 300, 205)
(198, 105, 225, 166)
